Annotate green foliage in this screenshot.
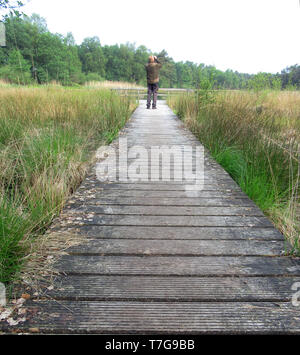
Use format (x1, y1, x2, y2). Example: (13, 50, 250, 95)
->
(78, 36, 106, 77)
(197, 64, 216, 90)
(0, 49, 31, 84)
(132, 45, 150, 84)
(281, 64, 300, 89)
(271, 76, 282, 90)
(0, 0, 23, 18)
(1, 14, 83, 85)
(157, 50, 177, 87)
(176, 62, 193, 88)
(248, 72, 272, 91)
(103, 43, 136, 83)
(85, 72, 104, 82)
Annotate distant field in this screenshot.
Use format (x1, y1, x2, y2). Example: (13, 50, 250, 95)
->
(0, 85, 137, 284)
(85, 80, 145, 89)
(168, 90, 300, 252)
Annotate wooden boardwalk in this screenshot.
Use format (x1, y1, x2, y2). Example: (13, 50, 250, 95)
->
(3, 100, 300, 333)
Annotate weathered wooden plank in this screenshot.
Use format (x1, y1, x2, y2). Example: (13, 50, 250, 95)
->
(92, 162, 231, 172)
(70, 197, 257, 207)
(93, 172, 227, 179)
(93, 190, 248, 198)
(84, 176, 237, 185)
(65, 205, 264, 216)
(3, 301, 300, 334)
(52, 225, 284, 240)
(92, 179, 234, 187)
(77, 182, 241, 191)
(87, 172, 237, 184)
(60, 215, 273, 227)
(56, 255, 300, 276)
(46, 275, 300, 301)
(104, 157, 223, 165)
(67, 239, 287, 256)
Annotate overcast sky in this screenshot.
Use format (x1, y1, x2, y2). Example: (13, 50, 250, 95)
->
(21, 0, 300, 74)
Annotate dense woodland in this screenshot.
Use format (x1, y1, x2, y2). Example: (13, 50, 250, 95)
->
(0, 14, 299, 89)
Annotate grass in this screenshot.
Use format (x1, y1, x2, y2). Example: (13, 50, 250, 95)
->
(84, 80, 145, 89)
(0, 85, 137, 284)
(168, 89, 300, 252)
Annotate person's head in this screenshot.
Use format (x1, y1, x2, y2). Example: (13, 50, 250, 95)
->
(148, 56, 155, 63)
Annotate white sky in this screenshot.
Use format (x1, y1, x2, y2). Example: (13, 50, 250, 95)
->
(21, 0, 300, 74)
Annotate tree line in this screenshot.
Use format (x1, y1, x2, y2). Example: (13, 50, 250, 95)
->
(0, 14, 299, 89)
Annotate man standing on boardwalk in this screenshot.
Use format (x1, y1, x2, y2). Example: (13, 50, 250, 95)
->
(145, 55, 162, 109)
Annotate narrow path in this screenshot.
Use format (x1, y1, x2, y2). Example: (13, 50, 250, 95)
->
(3, 100, 300, 333)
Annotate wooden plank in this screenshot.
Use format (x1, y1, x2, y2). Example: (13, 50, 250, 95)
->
(55, 255, 300, 276)
(94, 167, 232, 175)
(46, 275, 300, 301)
(67, 239, 287, 256)
(93, 190, 248, 198)
(90, 175, 237, 184)
(59, 215, 274, 227)
(78, 182, 241, 191)
(70, 197, 257, 207)
(86, 173, 237, 184)
(52, 226, 284, 240)
(84, 174, 236, 183)
(65, 205, 264, 216)
(3, 301, 300, 334)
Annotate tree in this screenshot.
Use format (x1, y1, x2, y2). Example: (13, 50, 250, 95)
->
(64, 32, 83, 83)
(197, 64, 216, 90)
(271, 75, 282, 90)
(132, 45, 149, 84)
(156, 50, 176, 88)
(78, 37, 106, 78)
(0, 0, 24, 18)
(176, 62, 194, 88)
(248, 72, 272, 91)
(281, 65, 300, 89)
(1, 14, 84, 84)
(0, 48, 31, 83)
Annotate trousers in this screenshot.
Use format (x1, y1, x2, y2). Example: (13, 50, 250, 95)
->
(147, 83, 159, 108)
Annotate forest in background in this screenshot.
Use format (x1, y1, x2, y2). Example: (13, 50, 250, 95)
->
(0, 14, 299, 89)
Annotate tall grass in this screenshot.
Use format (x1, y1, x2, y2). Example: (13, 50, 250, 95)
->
(0, 86, 137, 284)
(168, 90, 300, 252)
(85, 80, 145, 89)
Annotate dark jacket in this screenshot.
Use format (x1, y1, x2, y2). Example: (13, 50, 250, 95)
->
(145, 58, 162, 84)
